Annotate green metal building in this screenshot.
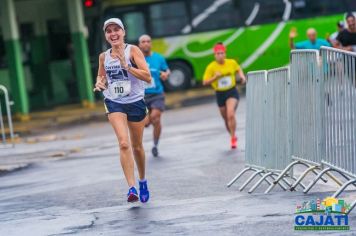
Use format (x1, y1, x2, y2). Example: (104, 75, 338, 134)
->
(0, 0, 98, 120)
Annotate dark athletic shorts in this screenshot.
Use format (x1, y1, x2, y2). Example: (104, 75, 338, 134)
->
(144, 93, 165, 111)
(104, 98, 148, 122)
(215, 87, 240, 107)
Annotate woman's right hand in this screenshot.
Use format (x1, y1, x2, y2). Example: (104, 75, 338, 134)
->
(93, 75, 107, 92)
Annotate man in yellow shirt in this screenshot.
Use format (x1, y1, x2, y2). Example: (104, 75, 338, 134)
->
(203, 43, 246, 149)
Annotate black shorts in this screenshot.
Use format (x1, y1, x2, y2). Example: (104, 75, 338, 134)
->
(215, 87, 240, 107)
(144, 93, 165, 111)
(104, 98, 148, 122)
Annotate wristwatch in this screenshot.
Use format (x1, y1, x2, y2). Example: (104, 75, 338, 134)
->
(124, 64, 132, 71)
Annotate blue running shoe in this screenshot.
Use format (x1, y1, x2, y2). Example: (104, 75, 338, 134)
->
(127, 186, 139, 203)
(139, 180, 150, 203)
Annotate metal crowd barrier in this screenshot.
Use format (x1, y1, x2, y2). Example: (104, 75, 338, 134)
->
(0, 84, 15, 148)
(227, 68, 301, 193)
(302, 47, 356, 212)
(227, 71, 270, 190)
(227, 47, 356, 213)
(265, 50, 341, 193)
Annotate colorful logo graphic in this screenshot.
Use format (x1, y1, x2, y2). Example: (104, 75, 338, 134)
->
(294, 197, 351, 231)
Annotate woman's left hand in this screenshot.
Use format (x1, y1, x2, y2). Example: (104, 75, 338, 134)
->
(117, 44, 126, 64)
(112, 43, 127, 66)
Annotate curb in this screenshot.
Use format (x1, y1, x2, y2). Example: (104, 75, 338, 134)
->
(8, 86, 244, 137)
(0, 163, 32, 176)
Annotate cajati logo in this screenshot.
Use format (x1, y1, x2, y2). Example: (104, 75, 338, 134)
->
(294, 197, 352, 231)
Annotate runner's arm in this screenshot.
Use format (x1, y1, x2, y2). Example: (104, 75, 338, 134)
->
(333, 40, 353, 51)
(236, 68, 246, 84)
(289, 37, 296, 49)
(94, 53, 107, 92)
(159, 56, 170, 81)
(203, 72, 221, 86)
(289, 28, 297, 49)
(160, 69, 170, 81)
(124, 46, 151, 83)
(334, 33, 354, 51)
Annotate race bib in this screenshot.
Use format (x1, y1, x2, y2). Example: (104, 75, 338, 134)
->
(144, 77, 156, 89)
(218, 76, 233, 89)
(108, 80, 131, 98)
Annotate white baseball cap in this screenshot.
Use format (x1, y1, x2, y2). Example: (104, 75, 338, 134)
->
(103, 18, 125, 31)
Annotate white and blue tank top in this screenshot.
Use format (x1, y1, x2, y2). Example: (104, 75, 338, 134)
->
(103, 44, 145, 104)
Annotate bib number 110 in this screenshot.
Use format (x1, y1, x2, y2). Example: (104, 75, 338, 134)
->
(114, 86, 124, 94)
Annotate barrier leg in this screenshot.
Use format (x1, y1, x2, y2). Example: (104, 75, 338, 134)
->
(332, 179, 356, 198)
(264, 176, 274, 186)
(5, 96, 14, 144)
(248, 172, 274, 194)
(261, 174, 290, 194)
(265, 180, 277, 194)
(269, 174, 289, 190)
(265, 161, 301, 194)
(227, 167, 253, 188)
(280, 177, 293, 188)
(325, 170, 356, 188)
(0, 103, 5, 144)
(289, 175, 306, 190)
(347, 200, 356, 215)
(311, 168, 329, 183)
(290, 166, 318, 191)
(325, 172, 345, 187)
(272, 161, 298, 184)
(239, 170, 264, 191)
(303, 167, 332, 194)
(0, 86, 15, 148)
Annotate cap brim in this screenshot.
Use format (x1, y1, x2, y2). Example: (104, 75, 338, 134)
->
(103, 23, 123, 31)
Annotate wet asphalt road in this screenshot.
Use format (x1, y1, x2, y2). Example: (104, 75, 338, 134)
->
(0, 98, 356, 235)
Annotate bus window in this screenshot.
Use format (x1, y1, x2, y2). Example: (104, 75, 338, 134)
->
(345, 0, 356, 10)
(149, 1, 189, 37)
(190, 0, 241, 32)
(291, 0, 347, 19)
(254, 0, 285, 24)
(122, 12, 146, 42)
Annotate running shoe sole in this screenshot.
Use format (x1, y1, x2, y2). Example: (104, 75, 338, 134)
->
(140, 194, 149, 203)
(127, 193, 139, 203)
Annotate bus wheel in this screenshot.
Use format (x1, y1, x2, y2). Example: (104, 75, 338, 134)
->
(165, 61, 192, 91)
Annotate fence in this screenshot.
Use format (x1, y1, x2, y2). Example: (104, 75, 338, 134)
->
(227, 71, 270, 191)
(265, 50, 339, 194)
(302, 47, 356, 211)
(227, 67, 303, 193)
(0, 84, 15, 148)
(227, 47, 356, 214)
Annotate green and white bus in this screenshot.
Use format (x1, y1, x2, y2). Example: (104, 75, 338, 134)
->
(96, 0, 356, 91)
